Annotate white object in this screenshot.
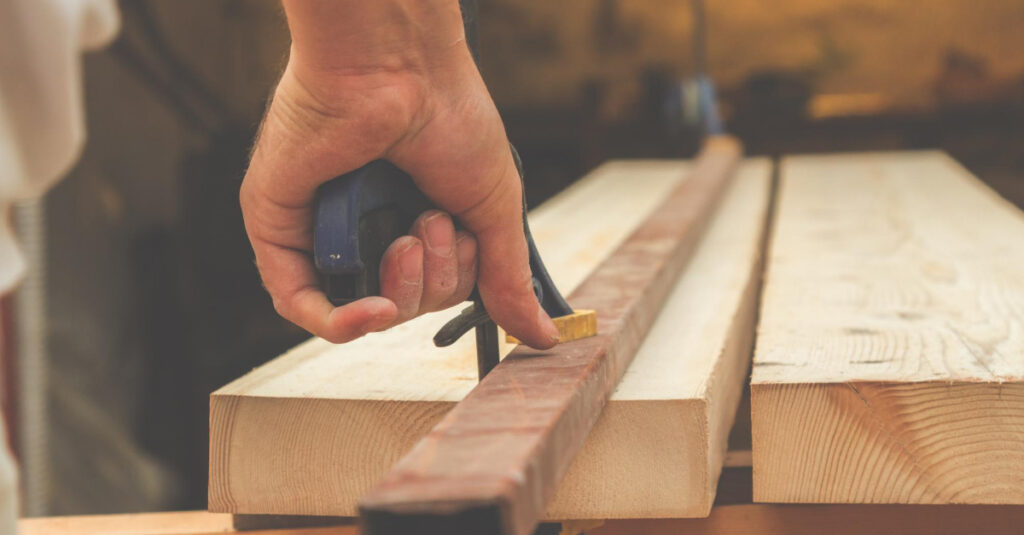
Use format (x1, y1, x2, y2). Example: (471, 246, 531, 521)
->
(0, 0, 120, 526)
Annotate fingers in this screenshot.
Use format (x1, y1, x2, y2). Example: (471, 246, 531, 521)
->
(245, 49, 559, 347)
(240, 152, 403, 344)
(249, 237, 398, 343)
(475, 214, 560, 350)
(384, 71, 561, 348)
(251, 219, 475, 343)
(411, 210, 460, 312)
(379, 236, 424, 324)
(448, 160, 560, 349)
(378, 212, 479, 325)
(438, 230, 478, 310)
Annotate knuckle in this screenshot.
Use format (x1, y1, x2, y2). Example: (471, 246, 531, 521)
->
(270, 297, 294, 322)
(490, 270, 534, 301)
(238, 180, 252, 206)
(456, 173, 520, 226)
(238, 180, 262, 220)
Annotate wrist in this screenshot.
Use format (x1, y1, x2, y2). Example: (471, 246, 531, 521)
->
(282, 0, 468, 78)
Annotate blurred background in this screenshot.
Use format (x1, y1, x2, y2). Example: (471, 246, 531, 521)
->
(1, 0, 1022, 517)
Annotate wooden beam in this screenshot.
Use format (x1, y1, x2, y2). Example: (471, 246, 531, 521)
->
(210, 146, 770, 520)
(751, 151, 1024, 504)
(546, 160, 767, 519)
(358, 137, 743, 535)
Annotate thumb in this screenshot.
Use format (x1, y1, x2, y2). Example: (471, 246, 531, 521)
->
(382, 59, 561, 348)
(458, 157, 560, 349)
(397, 140, 560, 349)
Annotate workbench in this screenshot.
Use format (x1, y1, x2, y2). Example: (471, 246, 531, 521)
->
(20, 433, 1024, 534)
(19, 506, 1024, 535)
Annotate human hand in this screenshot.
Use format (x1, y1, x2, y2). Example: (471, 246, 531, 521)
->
(239, 0, 560, 347)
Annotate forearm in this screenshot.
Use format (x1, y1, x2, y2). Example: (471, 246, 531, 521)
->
(281, 0, 468, 77)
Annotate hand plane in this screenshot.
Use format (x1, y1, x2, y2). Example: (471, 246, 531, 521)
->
(312, 147, 597, 379)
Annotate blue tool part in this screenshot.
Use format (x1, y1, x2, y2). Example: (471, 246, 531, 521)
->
(313, 160, 431, 305)
(312, 147, 574, 370)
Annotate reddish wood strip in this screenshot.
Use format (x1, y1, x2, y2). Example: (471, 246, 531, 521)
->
(358, 136, 743, 535)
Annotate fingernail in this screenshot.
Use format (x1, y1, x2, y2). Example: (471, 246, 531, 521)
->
(424, 212, 454, 256)
(400, 241, 423, 283)
(539, 307, 560, 343)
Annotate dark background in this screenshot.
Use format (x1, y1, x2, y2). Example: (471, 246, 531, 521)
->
(8, 0, 1023, 515)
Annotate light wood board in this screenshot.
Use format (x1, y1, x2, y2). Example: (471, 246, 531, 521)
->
(751, 151, 1024, 504)
(18, 511, 353, 535)
(210, 157, 772, 519)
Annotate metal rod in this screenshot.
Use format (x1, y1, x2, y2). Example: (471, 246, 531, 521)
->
(475, 320, 500, 380)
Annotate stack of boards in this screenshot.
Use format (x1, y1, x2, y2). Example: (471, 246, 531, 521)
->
(209, 151, 1024, 520)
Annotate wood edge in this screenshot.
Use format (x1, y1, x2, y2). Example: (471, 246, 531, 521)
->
(698, 161, 772, 513)
(208, 395, 459, 516)
(19, 511, 359, 535)
(778, 149, 948, 165)
(750, 381, 1024, 504)
(212, 338, 327, 397)
(19, 511, 234, 535)
(212, 391, 741, 518)
(930, 150, 1024, 224)
(209, 393, 241, 513)
(543, 398, 710, 520)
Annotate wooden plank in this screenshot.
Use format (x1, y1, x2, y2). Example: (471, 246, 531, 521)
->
(17, 511, 353, 535)
(751, 151, 1024, 504)
(546, 158, 767, 519)
(358, 137, 743, 535)
(21, 506, 1024, 535)
(20, 512, 233, 535)
(590, 504, 1024, 535)
(210, 147, 771, 520)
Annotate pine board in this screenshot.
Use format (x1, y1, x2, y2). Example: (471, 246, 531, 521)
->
(209, 156, 771, 519)
(751, 151, 1024, 504)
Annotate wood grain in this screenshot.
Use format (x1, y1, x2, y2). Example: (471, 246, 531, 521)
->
(357, 137, 743, 535)
(210, 147, 770, 520)
(751, 151, 1024, 504)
